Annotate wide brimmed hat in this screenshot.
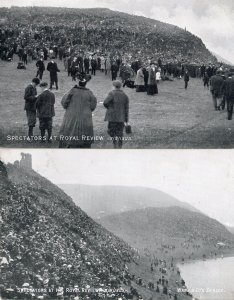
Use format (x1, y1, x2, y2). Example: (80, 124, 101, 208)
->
(39, 81, 48, 87)
(77, 72, 92, 83)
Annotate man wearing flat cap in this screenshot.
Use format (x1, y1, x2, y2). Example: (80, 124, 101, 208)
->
(36, 82, 55, 143)
(104, 80, 129, 148)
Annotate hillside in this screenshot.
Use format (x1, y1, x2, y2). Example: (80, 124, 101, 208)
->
(0, 6, 217, 64)
(227, 226, 234, 234)
(0, 161, 195, 300)
(1, 162, 137, 299)
(212, 51, 233, 66)
(59, 184, 200, 219)
(98, 207, 234, 260)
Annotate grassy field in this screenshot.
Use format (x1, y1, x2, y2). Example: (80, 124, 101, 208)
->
(1, 56, 234, 148)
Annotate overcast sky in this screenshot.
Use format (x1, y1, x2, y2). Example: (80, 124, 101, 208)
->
(1, 149, 234, 227)
(0, 0, 233, 64)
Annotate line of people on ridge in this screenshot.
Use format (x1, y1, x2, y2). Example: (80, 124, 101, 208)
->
(24, 75, 129, 149)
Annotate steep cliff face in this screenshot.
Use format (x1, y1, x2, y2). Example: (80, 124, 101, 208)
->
(0, 163, 136, 299)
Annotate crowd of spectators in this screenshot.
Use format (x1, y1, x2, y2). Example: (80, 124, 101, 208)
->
(0, 6, 219, 75)
(1, 161, 197, 300)
(0, 162, 139, 299)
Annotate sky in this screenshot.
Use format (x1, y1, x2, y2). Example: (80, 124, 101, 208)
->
(1, 149, 234, 227)
(0, 0, 233, 64)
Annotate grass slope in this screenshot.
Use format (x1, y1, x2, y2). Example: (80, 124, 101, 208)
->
(98, 207, 234, 260)
(59, 184, 200, 219)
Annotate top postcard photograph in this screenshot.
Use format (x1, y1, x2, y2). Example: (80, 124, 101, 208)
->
(0, 0, 233, 149)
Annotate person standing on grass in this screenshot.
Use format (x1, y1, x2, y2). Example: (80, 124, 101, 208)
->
(184, 69, 190, 89)
(203, 71, 210, 89)
(147, 63, 158, 95)
(111, 62, 119, 81)
(59, 74, 97, 148)
(104, 80, 129, 149)
(47, 57, 60, 90)
(91, 56, 97, 75)
(210, 70, 225, 110)
(135, 66, 145, 92)
(36, 82, 55, 143)
(24, 78, 40, 141)
(36, 57, 45, 80)
(84, 55, 90, 74)
(224, 72, 234, 120)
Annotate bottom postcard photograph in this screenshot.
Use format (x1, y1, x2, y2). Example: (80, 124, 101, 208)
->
(0, 149, 234, 300)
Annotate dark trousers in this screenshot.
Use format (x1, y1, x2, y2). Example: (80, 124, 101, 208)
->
(85, 66, 89, 74)
(108, 122, 124, 149)
(91, 67, 96, 75)
(227, 98, 234, 120)
(36, 69, 44, 80)
(39, 117, 53, 141)
(50, 74, 58, 89)
(185, 81, 188, 89)
(112, 72, 117, 81)
(68, 68, 71, 76)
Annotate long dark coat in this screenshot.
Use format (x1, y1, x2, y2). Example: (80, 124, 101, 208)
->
(210, 74, 225, 98)
(59, 86, 97, 147)
(47, 62, 60, 80)
(36, 90, 55, 118)
(24, 84, 37, 111)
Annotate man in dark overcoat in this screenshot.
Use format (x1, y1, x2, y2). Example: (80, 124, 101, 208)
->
(91, 57, 97, 75)
(36, 57, 45, 80)
(224, 72, 234, 120)
(84, 56, 90, 74)
(24, 78, 40, 140)
(210, 70, 225, 110)
(184, 69, 190, 89)
(104, 80, 129, 148)
(36, 82, 55, 142)
(47, 58, 60, 90)
(111, 62, 119, 81)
